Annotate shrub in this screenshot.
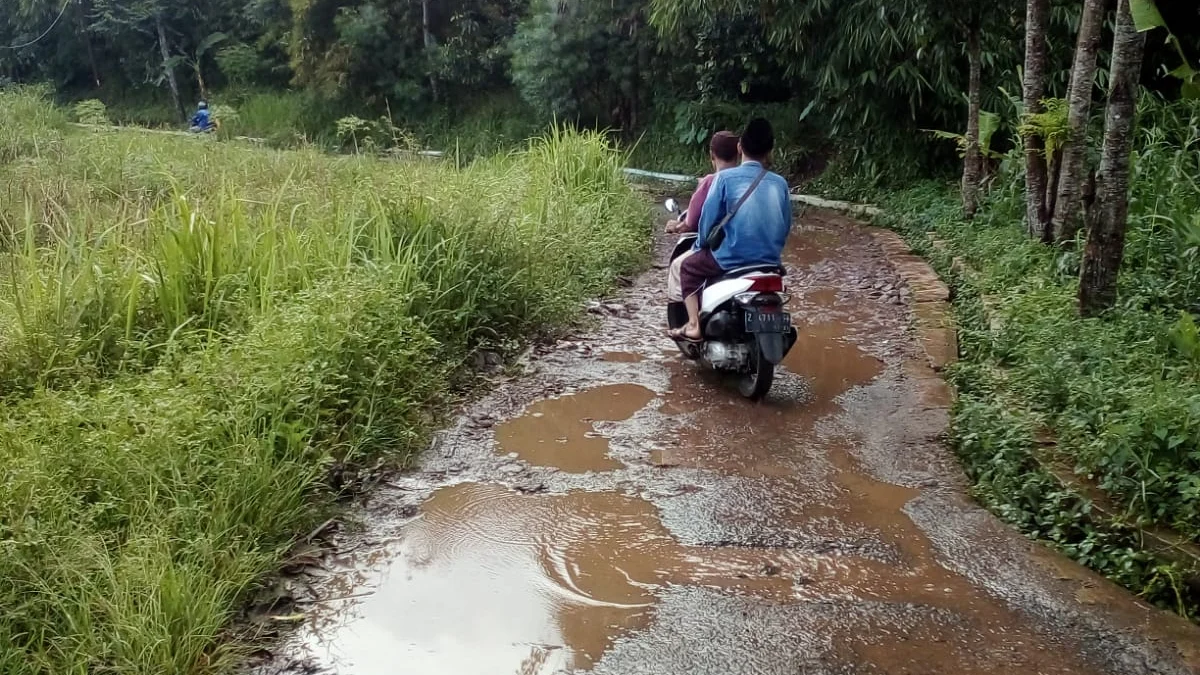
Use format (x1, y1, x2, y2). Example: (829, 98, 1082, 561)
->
(73, 98, 110, 126)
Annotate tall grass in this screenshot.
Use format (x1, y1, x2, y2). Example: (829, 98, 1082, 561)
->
(411, 91, 543, 163)
(0, 88, 649, 673)
(0, 85, 68, 163)
(216, 89, 352, 147)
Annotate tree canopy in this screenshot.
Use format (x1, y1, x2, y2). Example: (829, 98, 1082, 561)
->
(2, 0, 1197, 164)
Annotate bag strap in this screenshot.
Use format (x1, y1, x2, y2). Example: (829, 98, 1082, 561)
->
(706, 167, 769, 247)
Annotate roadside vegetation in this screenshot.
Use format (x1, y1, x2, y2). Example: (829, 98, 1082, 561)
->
(0, 88, 647, 673)
(817, 93, 1200, 620)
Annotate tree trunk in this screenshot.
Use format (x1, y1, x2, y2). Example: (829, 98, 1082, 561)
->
(195, 64, 208, 102)
(422, 0, 439, 102)
(1078, 0, 1145, 317)
(155, 14, 185, 122)
(1052, 0, 1106, 243)
(1045, 147, 1062, 242)
(628, 15, 642, 139)
(962, 27, 984, 219)
(1022, 0, 1050, 239)
(78, 0, 102, 88)
(85, 37, 102, 88)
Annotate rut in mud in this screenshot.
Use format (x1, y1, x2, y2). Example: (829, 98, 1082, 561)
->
(253, 208, 1200, 675)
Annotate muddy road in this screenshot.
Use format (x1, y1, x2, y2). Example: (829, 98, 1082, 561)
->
(254, 208, 1200, 675)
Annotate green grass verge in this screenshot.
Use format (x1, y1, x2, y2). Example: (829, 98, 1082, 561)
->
(0, 87, 650, 673)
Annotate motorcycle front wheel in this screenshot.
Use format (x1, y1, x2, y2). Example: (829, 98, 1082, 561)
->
(738, 341, 774, 400)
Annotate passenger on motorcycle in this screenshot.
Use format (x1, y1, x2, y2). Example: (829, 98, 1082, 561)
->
(189, 101, 214, 133)
(669, 118, 792, 342)
(666, 130, 740, 304)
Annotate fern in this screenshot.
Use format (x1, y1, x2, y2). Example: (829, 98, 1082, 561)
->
(1019, 97, 1070, 158)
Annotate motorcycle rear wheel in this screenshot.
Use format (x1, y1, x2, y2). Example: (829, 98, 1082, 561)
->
(738, 342, 774, 400)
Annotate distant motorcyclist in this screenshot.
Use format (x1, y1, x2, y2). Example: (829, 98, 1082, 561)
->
(189, 101, 214, 133)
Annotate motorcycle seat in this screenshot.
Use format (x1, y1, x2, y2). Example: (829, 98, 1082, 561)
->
(714, 264, 786, 282)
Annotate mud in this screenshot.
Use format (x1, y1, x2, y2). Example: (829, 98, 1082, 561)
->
(254, 207, 1200, 675)
(599, 351, 645, 363)
(496, 384, 656, 473)
(292, 483, 802, 674)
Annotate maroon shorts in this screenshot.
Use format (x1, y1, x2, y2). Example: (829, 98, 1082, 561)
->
(680, 249, 726, 300)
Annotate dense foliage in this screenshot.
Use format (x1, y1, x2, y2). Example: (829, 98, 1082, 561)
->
(0, 88, 648, 673)
(3, 0, 1196, 180)
(0, 0, 1170, 174)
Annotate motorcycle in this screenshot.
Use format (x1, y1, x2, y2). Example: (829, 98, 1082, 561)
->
(664, 198, 798, 400)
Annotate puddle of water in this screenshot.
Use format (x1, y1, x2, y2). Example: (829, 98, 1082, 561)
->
(300, 483, 798, 674)
(687, 445, 1092, 672)
(652, 360, 806, 476)
(648, 275, 886, 476)
(789, 288, 874, 326)
(656, 281, 881, 446)
(647, 448, 679, 468)
(658, 317, 882, 423)
(801, 443, 989, 606)
(651, 320, 882, 478)
(802, 288, 839, 307)
(782, 321, 883, 404)
(649, 440, 800, 478)
(600, 351, 645, 363)
(785, 230, 842, 267)
(841, 623, 1093, 675)
(496, 384, 655, 473)
(824, 445, 918, 529)
(810, 445, 1101, 675)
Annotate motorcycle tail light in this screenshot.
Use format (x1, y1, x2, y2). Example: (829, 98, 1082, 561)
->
(747, 276, 784, 293)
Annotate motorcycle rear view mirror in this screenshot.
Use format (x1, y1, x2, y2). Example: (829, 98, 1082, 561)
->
(665, 198, 679, 213)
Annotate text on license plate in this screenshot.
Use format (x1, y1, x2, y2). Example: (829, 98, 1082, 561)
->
(745, 310, 791, 333)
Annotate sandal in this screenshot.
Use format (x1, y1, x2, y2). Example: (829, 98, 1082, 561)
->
(667, 327, 703, 343)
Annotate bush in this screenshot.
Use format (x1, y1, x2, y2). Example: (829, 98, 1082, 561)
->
(412, 91, 541, 164)
(216, 89, 346, 146)
(72, 98, 110, 126)
(215, 43, 263, 86)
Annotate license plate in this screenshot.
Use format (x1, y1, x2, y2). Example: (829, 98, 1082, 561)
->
(745, 309, 791, 333)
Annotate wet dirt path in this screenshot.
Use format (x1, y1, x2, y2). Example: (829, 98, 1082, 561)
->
(254, 208, 1200, 675)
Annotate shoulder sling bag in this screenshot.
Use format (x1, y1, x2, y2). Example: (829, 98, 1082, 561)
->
(704, 167, 770, 251)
